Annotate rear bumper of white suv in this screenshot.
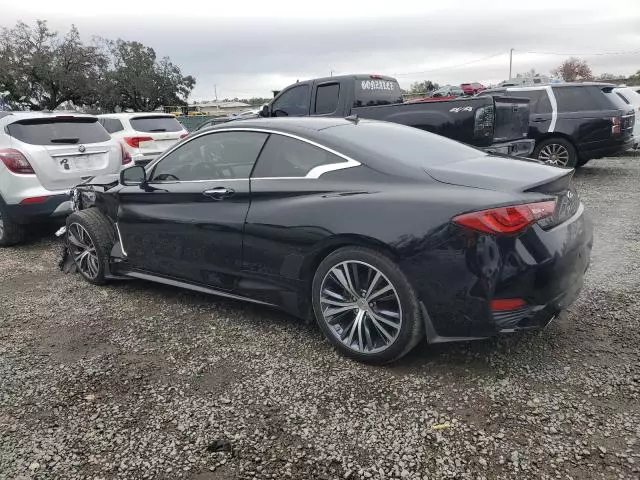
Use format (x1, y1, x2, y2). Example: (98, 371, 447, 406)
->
(1, 193, 70, 225)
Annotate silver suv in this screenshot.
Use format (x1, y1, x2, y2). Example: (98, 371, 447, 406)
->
(0, 112, 124, 246)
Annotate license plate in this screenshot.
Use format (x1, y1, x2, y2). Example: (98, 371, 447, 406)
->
(58, 155, 100, 171)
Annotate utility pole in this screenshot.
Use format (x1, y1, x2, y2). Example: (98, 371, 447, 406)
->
(509, 48, 514, 80)
(330, 70, 334, 77)
(214, 84, 218, 101)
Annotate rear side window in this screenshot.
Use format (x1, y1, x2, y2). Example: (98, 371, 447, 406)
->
(100, 118, 124, 134)
(553, 86, 614, 112)
(354, 78, 403, 107)
(314, 83, 340, 115)
(7, 118, 111, 145)
(252, 134, 346, 178)
(130, 116, 183, 133)
(508, 90, 552, 114)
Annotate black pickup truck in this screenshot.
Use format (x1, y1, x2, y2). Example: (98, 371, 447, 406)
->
(254, 74, 534, 157)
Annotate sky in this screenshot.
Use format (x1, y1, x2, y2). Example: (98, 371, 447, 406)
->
(1, 0, 639, 101)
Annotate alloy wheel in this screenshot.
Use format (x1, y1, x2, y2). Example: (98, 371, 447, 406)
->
(319, 261, 402, 354)
(68, 223, 100, 280)
(538, 143, 570, 167)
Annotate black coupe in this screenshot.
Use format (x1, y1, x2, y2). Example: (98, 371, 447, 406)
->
(63, 117, 592, 364)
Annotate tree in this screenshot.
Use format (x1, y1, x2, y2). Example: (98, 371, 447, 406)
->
(409, 80, 439, 94)
(97, 39, 195, 112)
(0, 20, 196, 111)
(552, 57, 593, 82)
(596, 73, 618, 81)
(0, 21, 106, 110)
(627, 70, 640, 85)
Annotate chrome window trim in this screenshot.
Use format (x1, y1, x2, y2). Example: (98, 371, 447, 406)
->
(115, 222, 127, 256)
(144, 127, 361, 182)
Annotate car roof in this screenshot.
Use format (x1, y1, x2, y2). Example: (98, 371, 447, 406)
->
(98, 112, 175, 118)
(0, 111, 97, 126)
(202, 117, 360, 135)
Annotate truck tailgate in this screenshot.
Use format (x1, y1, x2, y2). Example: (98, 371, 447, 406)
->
(492, 96, 530, 143)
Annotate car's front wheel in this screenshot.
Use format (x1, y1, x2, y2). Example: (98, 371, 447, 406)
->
(66, 209, 115, 285)
(312, 247, 424, 364)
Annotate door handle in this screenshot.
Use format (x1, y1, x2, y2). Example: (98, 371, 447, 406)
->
(203, 187, 235, 200)
(532, 117, 547, 123)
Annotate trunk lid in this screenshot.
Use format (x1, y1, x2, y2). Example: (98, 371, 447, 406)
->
(426, 155, 579, 228)
(491, 95, 531, 143)
(425, 155, 571, 192)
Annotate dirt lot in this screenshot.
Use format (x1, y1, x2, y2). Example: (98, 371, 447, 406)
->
(1, 154, 639, 480)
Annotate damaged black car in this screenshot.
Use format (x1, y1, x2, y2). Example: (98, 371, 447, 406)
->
(59, 117, 592, 364)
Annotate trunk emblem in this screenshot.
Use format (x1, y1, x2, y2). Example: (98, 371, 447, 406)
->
(78, 145, 86, 153)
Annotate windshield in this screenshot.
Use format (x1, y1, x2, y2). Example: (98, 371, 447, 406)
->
(323, 120, 484, 169)
(130, 116, 183, 133)
(7, 117, 110, 145)
(354, 78, 403, 107)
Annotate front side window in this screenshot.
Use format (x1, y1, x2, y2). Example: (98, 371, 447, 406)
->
(271, 85, 310, 116)
(314, 83, 340, 115)
(150, 131, 268, 182)
(252, 134, 347, 178)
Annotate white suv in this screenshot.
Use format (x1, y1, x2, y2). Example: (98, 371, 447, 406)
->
(0, 112, 124, 246)
(98, 113, 188, 166)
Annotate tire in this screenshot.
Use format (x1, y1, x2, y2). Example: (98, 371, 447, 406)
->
(65, 209, 115, 285)
(0, 199, 26, 247)
(311, 247, 424, 364)
(533, 138, 578, 168)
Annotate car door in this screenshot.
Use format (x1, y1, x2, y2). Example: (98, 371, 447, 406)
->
(269, 83, 311, 117)
(240, 132, 359, 307)
(506, 87, 554, 141)
(116, 130, 268, 289)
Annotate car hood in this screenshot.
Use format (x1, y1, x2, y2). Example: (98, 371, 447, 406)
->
(424, 155, 572, 192)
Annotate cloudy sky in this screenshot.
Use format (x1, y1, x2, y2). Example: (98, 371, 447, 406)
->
(2, 0, 639, 101)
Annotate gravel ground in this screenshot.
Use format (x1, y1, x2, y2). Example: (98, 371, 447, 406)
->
(1, 154, 639, 480)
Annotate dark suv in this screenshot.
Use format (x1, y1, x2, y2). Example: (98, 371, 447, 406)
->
(482, 83, 635, 167)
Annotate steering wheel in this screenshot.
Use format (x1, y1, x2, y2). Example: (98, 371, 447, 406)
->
(154, 173, 180, 181)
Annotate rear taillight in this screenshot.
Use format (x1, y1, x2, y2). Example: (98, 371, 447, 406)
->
(120, 143, 133, 165)
(0, 148, 35, 174)
(491, 298, 526, 311)
(123, 136, 153, 148)
(474, 105, 494, 138)
(611, 116, 621, 135)
(20, 196, 50, 205)
(453, 200, 556, 235)
(180, 132, 188, 139)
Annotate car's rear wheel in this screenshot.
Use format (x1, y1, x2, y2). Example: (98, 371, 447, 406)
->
(0, 200, 26, 247)
(66, 209, 115, 285)
(534, 138, 577, 168)
(312, 247, 423, 364)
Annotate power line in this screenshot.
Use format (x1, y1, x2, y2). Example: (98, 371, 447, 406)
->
(393, 52, 505, 77)
(515, 49, 640, 57)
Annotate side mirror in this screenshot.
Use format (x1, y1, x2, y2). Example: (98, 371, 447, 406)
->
(120, 165, 146, 186)
(260, 105, 270, 118)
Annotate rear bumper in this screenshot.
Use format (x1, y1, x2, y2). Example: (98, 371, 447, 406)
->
(579, 136, 635, 159)
(3, 194, 71, 225)
(482, 139, 535, 157)
(406, 203, 593, 341)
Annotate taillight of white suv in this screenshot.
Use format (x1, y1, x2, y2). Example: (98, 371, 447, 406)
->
(0, 148, 35, 174)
